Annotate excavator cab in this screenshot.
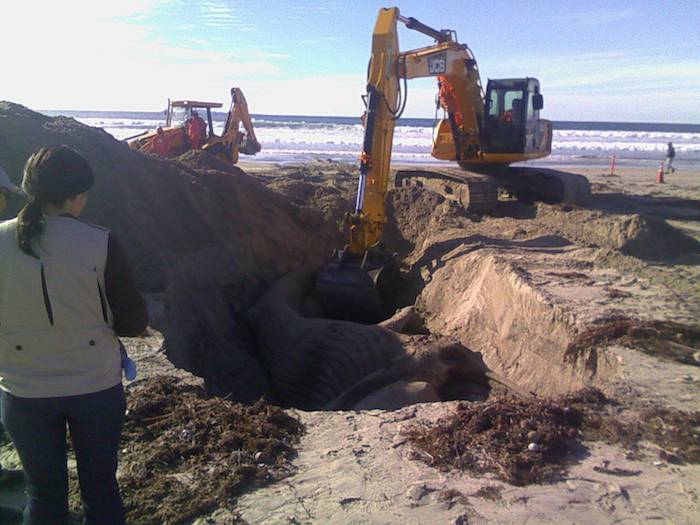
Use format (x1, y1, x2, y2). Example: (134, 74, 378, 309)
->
(166, 100, 219, 140)
(481, 78, 548, 156)
(158, 100, 220, 154)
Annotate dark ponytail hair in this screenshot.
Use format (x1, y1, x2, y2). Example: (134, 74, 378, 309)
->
(17, 198, 45, 258)
(17, 145, 95, 258)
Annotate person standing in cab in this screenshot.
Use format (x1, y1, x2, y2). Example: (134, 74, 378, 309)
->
(186, 110, 207, 150)
(150, 126, 170, 156)
(0, 145, 148, 525)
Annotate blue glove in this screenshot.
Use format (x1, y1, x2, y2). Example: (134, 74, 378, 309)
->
(120, 346, 137, 381)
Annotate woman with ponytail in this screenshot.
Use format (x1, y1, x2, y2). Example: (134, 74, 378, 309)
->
(0, 145, 148, 525)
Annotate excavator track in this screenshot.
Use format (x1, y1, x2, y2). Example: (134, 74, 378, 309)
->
(501, 167, 591, 206)
(394, 168, 499, 213)
(394, 167, 591, 211)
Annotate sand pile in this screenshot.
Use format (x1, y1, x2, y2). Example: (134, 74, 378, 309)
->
(0, 102, 341, 400)
(535, 205, 700, 260)
(249, 162, 358, 257)
(383, 185, 468, 258)
(606, 214, 700, 259)
(0, 102, 329, 291)
(252, 167, 472, 262)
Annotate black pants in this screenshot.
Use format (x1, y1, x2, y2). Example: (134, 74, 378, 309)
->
(0, 399, 5, 471)
(1, 384, 126, 525)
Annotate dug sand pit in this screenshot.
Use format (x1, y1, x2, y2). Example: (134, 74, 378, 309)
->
(247, 267, 525, 410)
(3, 100, 700, 524)
(230, 166, 700, 524)
(176, 164, 700, 523)
(119, 163, 700, 524)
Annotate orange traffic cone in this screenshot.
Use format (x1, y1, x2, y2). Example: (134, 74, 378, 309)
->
(656, 161, 665, 184)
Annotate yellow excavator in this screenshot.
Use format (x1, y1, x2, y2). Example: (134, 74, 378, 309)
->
(314, 7, 590, 323)
(127, 87, 261, 164)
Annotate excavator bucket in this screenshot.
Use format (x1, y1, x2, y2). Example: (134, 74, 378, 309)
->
(312, 249, 397, 324)
(239, 133, 261, 155)
(431, 118, 457, 160)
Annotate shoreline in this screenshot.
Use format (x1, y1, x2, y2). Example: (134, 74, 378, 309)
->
(238, 159, 700, 175)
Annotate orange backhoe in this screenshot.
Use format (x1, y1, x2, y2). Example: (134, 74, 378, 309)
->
(127, 87, 260, 164)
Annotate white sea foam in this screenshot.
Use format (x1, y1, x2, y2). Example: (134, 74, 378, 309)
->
(74, 115, 700, 167)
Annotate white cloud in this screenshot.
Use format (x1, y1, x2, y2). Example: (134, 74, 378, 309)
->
(0, 0, 281, 110)
(243, 74, 367, 116)
(482, 47, 700, 121)
(236, 75, 443, 119)
(202, 5, 234, 14)
(552, 9, 639, 25)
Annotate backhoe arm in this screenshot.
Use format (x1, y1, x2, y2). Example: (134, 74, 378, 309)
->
(222, 87, 261, 163)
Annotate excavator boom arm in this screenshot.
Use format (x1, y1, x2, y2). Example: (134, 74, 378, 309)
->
(350, 7, 401, 254)
(315, 7, 566, 323)
(351, 7, 485, 254)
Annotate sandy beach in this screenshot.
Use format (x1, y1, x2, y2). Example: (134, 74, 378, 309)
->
(214, 164, 700, 524)
(1, 103, 699, 524)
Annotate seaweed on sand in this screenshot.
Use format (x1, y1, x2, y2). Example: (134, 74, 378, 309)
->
(404, 395, 583, 486)
(583, 406, 700, 463)
(566, 318, 700, 367)
(70, 376, 304, 525)
(405, 388, 700, 486)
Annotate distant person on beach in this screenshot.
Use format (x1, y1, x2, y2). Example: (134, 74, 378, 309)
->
(665, 142, 676, 173)
(0, 146, 148, 525)
(186, 110, 207, 149)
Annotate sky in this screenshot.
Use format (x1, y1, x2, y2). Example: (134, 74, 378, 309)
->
(2, 0, 699, 122)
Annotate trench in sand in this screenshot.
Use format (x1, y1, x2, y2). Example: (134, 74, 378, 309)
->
(205, 182, 625, 408)
(253, 175, 700, 406)
(337, 248, 618, 401)
(407, 247, 619, 397)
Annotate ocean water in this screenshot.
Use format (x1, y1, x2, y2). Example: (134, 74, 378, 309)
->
(42, 110, 700, 168)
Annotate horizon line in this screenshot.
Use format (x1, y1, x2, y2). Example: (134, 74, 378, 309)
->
(35, 108, 700, 128)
